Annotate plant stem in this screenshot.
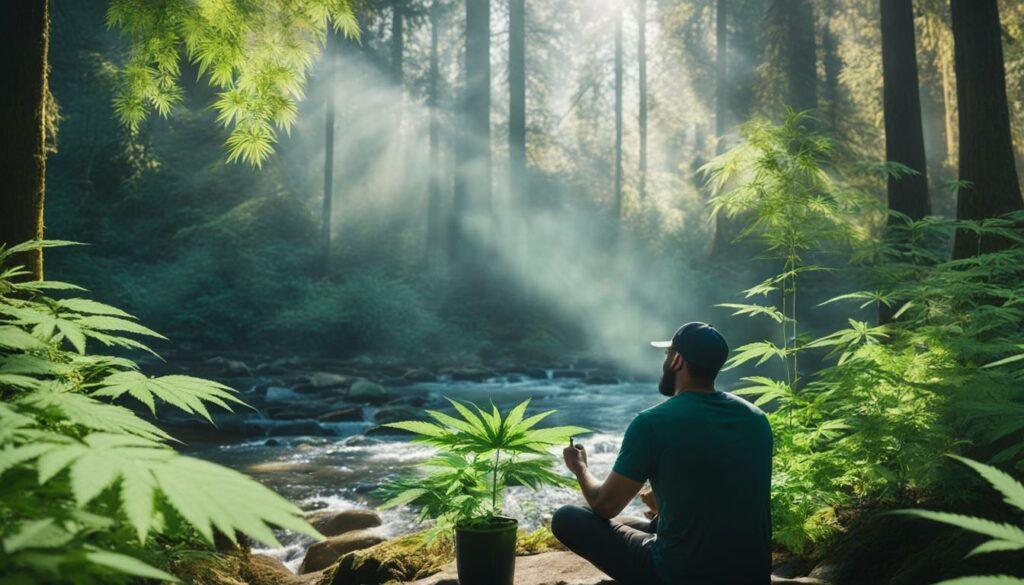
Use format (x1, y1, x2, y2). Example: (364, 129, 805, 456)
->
(492, 448, 500, 515)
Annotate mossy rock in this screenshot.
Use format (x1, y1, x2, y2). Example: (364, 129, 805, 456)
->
(347, 379, 391, 404)
(319, 531, 454, 585)
(172, 551, 322, 585)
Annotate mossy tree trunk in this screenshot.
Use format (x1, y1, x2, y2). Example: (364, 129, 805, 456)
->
(950, 0, 1023, 259)
(0, 1, 50, 280)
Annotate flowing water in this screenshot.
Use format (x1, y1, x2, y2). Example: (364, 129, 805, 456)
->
(184, 374, 665, 572)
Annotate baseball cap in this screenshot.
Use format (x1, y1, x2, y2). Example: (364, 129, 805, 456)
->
(650, 322, 730, 373)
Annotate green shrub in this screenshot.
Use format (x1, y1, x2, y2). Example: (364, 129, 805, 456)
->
(0, 241, 321, 583)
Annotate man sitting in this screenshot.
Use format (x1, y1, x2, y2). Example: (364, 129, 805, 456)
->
(552, 322, 773, 585)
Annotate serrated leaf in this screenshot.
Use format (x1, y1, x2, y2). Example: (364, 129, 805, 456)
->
(2, 519, 74, 553)
(83, 550, 179, 582)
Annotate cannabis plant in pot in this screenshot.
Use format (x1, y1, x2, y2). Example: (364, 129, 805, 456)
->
(378, 397, 588, 585)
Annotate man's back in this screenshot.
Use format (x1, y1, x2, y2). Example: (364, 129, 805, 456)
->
(612, 390, 773, 585)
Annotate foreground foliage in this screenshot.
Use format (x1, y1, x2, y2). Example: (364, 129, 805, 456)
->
(0, 241, 320, 583)
(377, 398, 587, 537)
(897, 456, 1024, 584)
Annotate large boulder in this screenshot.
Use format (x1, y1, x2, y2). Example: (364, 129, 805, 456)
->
(172, 552, 323, 585)
(300, 529, 386, 574)
(404, 551, 614, 585)
(347, 380, 392, 405)
(310, 509, 383, 538)
(322, 532, 453, 585)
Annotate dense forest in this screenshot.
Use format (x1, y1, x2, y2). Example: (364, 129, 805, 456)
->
(1, 0, 1023, 583)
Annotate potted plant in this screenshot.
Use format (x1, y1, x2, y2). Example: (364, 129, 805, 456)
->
(377, 397, 589, 585)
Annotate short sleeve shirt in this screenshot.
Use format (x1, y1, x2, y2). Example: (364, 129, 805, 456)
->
(612, 391, 773, 585)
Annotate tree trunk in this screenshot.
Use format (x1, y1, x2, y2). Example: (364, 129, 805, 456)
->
(509, 0, 525, 208)
(638, 0, 647, 201)
(822, 0, 842, 130)
(319, 30, 337, 276)
(0, 1, 49, 280)
(427, 0, 442, 263)
(451, 0, 491, 262)
(950, 0, 1023, 259)
(881, 0, 930, 221)
(391, 1, 404, 133)
(714, 0, 727, 154)
(709, 0, 734, 256)
(879, 0, 930, 322)
(612, 9, 623, 247)
(768, 0, 817, 113)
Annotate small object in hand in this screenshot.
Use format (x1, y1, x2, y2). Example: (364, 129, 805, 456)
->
(570, 436, 574, 448)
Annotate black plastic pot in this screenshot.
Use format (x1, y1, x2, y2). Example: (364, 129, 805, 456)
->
(454, 516, 518, 585)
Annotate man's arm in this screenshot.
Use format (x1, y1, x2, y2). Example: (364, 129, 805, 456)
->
(564, 445, 644, 519)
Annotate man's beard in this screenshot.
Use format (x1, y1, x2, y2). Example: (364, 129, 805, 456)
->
(658, 368, 675, 397)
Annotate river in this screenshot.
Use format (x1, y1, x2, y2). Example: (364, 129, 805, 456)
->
(180, 371, 665, 572)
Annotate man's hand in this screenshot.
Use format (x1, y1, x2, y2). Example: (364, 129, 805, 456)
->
(563, 443, 588, 476)
(640, 486, 658, 518)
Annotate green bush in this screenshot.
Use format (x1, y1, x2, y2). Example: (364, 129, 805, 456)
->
(0, 241, 321, 583)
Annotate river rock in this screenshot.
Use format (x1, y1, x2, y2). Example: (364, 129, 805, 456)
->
(385, 394, 431, 408)
(195, 356, 253, 377)
(347, 380, 392, 404)
(402, 369, 437, 382)
(445, 368, 495, 381)
(364, 424, 413, 436)
(299, 529, 385, 574)
(553, 369, 587, 379)
(343, 435, 381, 446)
(172, 551, 324, 585)
(324, 532, 453, 584)
(310, 509, 383, 537)
(317, 406, 365, 422)
(307, 372, 351, 389)
(405, 551, 615, 585)
(373, 405, 428, 424)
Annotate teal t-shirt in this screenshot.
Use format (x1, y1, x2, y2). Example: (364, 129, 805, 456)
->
(612, 390, 773, 585)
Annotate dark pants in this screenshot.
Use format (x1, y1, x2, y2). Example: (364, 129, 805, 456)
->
(551, 505, 666, 585)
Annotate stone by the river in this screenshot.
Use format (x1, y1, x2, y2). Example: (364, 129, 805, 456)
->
(308, 372, 351, 389)
(317, 406, 365, 422)
(404, 551, 615, 585)
(300, 529, 386, 574)
(374, 405, 429, 424)
(195, 356, 253, 377)
(347, 380, 392, 404)
(402, 369, 437, 382)
(310, 509, 383, 538)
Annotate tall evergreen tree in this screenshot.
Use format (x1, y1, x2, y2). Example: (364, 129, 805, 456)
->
(451, 0, 492, 261)
(879, 0, 930, 321)
(612, 7, 624, 246)
(427, 0, 444, 262)
(715, 0, 728, 153)
(509, 0, 526, 209)
(950, 0, 1023, 258)
(0, 1, 50, 280)
(638, 0, 648, 200)
(766, 0, 817, 113)
(320, 30, 339, 276)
